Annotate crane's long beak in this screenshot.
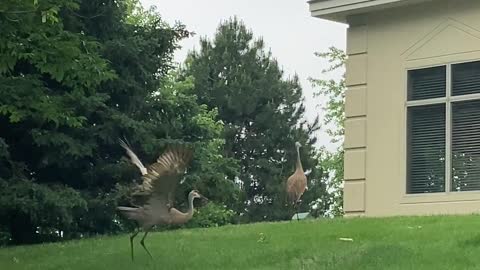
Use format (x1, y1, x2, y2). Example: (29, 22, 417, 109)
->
(200, 194, 209, 202)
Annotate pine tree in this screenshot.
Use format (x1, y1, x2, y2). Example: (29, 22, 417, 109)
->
(0, 0, 238, 244)
(183, 17, 325, 221)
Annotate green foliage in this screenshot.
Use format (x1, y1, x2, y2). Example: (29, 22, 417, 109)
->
(310, 47, 346, 143)
(0, 229, 10, 246)
(0, 0, 237, 245)
(315, 149, 344, 217)
(0, 0, 341, 245)
(0, 0, 115, 127)
(309, 47, 347, 216)
(186, 202, 236, 228)
(0, 0, 120, 244)
(182, 17, 326, 222)
(148, 72, 240, 209)
(0, 178, 87, 243)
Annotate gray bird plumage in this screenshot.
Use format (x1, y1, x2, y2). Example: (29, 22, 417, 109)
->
(117, 139, 206, 260)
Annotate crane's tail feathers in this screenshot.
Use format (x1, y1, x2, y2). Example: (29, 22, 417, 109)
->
(118, 138, 130, 151)
(118, 138, 148, 175)
(117, 206, 141, 220)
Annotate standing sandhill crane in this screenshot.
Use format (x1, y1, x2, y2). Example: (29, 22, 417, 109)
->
(117, 139, 207, 260)
(286, 141, 308, 220)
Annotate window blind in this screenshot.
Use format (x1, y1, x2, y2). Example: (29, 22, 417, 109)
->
(407, 104, 446, 193)
(408, 66, 446, 101)
(451, 100, 480, 191)
(452, 61, 480, 96)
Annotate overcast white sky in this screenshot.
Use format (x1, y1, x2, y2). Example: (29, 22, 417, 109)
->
(140, 0, 347, 151)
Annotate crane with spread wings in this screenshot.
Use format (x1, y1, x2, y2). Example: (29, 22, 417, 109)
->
(117, 139, 207, 260)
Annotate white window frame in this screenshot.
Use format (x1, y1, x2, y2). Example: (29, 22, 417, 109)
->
(406, 60, 480, 194)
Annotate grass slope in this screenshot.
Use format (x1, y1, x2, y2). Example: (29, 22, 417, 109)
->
(2, 215, 480, 270)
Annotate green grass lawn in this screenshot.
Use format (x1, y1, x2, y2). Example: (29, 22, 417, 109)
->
(2, 215, 480, 270)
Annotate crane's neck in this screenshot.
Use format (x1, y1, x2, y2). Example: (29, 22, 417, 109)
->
(295, 145, 303, 171)
(186, 194, 195, 218)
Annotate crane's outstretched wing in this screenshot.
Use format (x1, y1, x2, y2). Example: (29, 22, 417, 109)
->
(133, 145, 193, 209)
(119, 139, 148, 175)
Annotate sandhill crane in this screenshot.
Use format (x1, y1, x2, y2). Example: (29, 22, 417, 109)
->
(286, 141, 308, 220)
(117, 139, 207, 260)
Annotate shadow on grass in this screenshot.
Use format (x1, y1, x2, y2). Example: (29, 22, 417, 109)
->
(458, 234, 480, 247)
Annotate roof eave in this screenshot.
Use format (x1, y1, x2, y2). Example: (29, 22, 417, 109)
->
(308, 0, 434, 23)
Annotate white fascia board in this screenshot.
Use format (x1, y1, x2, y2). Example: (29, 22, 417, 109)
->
(308, 0, 434, 23)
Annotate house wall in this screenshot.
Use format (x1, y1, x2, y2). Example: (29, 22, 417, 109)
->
(344, 0, 480, 216)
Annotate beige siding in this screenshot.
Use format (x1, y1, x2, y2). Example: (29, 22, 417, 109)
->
(344, 118, 367, 149)
(343, 23, 368, 215)
(344, 181, 366, 212)
(347, 25, 368, 55)
(345, 86, 367, 117)
(345, 54, 368, 86)
(344, 149, 366, 180)
(343, 0, 480, 216)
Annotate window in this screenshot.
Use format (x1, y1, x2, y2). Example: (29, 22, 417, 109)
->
(407, 61, 480, 194)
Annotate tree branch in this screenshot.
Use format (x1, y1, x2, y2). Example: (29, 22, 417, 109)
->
(0, 10, 36, 14)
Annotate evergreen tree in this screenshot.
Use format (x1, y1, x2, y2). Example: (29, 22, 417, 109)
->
(0, 0, 238, 244)
(183, 17, 325, 221)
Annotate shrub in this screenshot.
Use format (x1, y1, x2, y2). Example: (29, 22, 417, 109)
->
(186, 202, 235, 228)
(0, 227, 10, 246)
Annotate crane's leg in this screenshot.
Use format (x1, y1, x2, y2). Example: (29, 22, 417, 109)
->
(140, 229, 153, 259)
(130, 228, 140, 261)
(285, 200, 292, 222)
(295, 201, 300, 221)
